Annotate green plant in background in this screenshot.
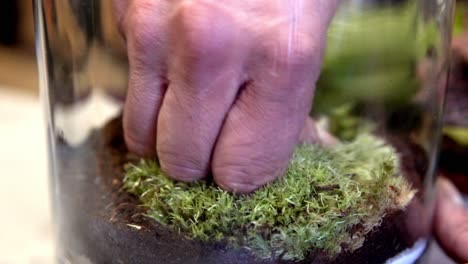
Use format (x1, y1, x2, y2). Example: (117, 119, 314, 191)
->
(444, 3, 468, 146)
(326, 103, 371, 141)
(312, 2, 440, 142)
(444, 126, 468, 146)
(454, 3, 467, 37)
(123, 134, 415, 261)
(314, 2, 436, 114)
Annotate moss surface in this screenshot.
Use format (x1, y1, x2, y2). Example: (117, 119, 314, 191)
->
(123, 134, 415, 261)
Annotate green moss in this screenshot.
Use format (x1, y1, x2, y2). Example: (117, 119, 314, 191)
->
(443, 126, 468, 146)
(123, 134, 415, 261)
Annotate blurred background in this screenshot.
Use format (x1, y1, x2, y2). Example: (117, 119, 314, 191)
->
(0, 0, 36, 93)
(0, 1, 52, 263)
(0, 1, 466, 263)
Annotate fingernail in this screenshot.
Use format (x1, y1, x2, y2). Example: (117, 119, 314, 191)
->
(437, 178, 464, 207)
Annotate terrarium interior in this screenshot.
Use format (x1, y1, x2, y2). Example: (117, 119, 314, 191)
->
(119, 2, 438, 261)
(36, 0, 453, 263)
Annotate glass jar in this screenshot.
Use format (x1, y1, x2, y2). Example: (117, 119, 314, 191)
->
(35, 0, 454, 263)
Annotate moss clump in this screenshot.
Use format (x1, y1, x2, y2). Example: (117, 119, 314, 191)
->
(123, 134, 415, 261)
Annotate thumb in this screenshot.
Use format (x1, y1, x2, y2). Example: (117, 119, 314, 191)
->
(434, 177, 468, 263)
(299, 117, 338, 147)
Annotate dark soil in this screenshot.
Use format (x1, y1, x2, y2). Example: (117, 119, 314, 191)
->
(55, 117, 421, 264)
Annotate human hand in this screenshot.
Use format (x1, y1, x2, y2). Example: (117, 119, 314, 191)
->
(434, 178, 468, 263)
(114, 0, 337, 193)
(434, 26, 468, 263)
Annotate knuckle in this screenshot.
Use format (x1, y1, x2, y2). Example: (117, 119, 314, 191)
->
(173, 1, 227, 56)
(265, 30, 319, 69)
(213, 156, 279, 193)
(112, 0, 127, 35)
(124, 129, 155, 157)
(158, 149, 207, 182)
(126, 1, 160, 53)
(122, 103, 157, 157)
(451, 221, 468, 252)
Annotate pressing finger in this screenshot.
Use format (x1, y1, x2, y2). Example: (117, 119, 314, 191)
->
(212, 24, 327, 193)
(157, 1, 249, 182)
(122, 1, 167, 156)
(434, 177, 468, 263)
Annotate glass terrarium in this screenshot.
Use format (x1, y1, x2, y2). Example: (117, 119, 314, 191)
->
(35, 0, 454, 263)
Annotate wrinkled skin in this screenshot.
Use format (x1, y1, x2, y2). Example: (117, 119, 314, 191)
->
(432, 29, 468, 263)
(114, 0, 337, 193)
(434, 178, 468, 263)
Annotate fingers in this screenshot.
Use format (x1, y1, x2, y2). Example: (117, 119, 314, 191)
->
(212, 27, 326, 193)
(111, 0, 129, 33)
(122, 1, 167, 156)
(299, 117, 338, 147)
(156, 2, 248, 181)
(120, 0, 334, 190)
(434, 178, 468, 263)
